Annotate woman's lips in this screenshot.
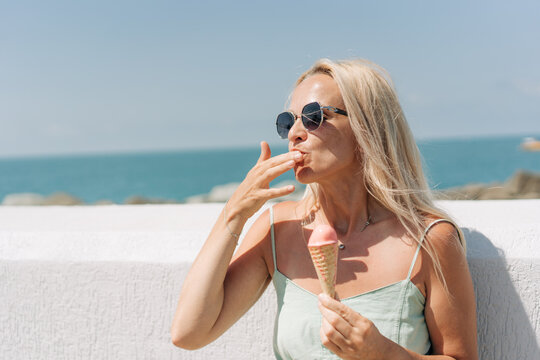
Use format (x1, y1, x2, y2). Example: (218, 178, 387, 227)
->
(292, 150, 306, 168)
(290, 149, 307, 171)
(290, 148, 307, 155)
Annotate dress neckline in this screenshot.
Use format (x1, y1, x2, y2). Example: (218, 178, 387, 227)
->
(273, 268, 425, 302)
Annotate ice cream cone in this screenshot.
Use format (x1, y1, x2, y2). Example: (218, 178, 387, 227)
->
(308, 242, 338, 298)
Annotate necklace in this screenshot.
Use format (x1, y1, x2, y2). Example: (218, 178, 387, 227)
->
(338, 215, 371, 250)
(298, 204, 372, 250)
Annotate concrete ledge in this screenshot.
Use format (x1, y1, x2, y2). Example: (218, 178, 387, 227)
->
(0, 201, 539, 359)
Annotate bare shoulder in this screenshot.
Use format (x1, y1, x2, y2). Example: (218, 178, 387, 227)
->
(421, 216, 470, 298)
(271, 200, 301, 221)
(423, 218, 465, 259)
(421, 217, 478, 357)
(419, 216, 468, 290)
(232, 201, 300, 275)
(240, 200, 299, 240)
(232, 209, 270, 261)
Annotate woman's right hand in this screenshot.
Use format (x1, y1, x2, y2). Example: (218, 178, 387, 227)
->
(171, 141, 304, 349)
(226, 141, 304, 223)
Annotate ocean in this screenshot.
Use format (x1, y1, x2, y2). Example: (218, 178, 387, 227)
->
(1, 135, 539, 204)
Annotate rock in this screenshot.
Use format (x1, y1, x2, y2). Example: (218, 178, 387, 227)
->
(184, 181, 307, 203)
(1, 192, 85, 206)
(505, 170, 540, 195)
(438, 183, 486, 200)
(184, 183, 240, 203)
(476, 186, 513, 200)
(2, 193, 46, 206)
(124, 196, 150, 204)
(439, 170, 540, 200)
(207, 183, 240, 202)
(42, 192, 84, 206)
(93, 200, 116, 205)
(520, 192, 540, 199)
(184, 195, 208, 204)
(124, 196, 177, 205)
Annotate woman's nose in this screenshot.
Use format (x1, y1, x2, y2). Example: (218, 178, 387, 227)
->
(288, 115, 308, 142)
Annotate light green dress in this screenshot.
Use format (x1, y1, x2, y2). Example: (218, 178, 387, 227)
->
(269, 207, 455, 359)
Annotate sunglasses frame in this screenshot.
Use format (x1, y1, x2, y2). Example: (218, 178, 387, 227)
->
(276, 102, 348, 139)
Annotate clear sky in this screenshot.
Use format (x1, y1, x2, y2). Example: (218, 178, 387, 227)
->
(1, 0, 539, 157)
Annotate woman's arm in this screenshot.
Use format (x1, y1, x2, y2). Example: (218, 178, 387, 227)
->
(171, 142, 304, 349)
(421, 222, 478, 359)
(171, 207, 271, 349)
(317, 222, 478, 360)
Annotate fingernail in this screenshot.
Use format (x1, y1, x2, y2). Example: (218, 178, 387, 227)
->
(287, 160, 295, 167)
(293, 152, 302, 160)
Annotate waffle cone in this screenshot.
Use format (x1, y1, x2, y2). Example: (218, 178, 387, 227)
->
(308, 243, 338, 298)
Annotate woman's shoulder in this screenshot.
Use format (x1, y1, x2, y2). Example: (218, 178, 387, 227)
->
(269, 200, 302, 222)
(422, 215, 454, 231)
(421, 215, 465, 257)
(246, 201, 300, 235)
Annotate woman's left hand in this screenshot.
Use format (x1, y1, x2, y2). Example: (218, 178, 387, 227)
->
(318, 293, 401, 360)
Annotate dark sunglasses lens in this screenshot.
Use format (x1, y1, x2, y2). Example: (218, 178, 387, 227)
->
(302, 102, 322, 131)
(276, 112, 294, 139)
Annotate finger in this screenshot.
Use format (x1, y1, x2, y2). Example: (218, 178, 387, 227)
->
(263, 160, 296, 181)
(257, 141, 271, 164)
(319, 293, 360, 326)
(257, 151, 303, 172)
(262, 185, 295, 200)
(318, 300, 352, 339)
(320, 318, 344, 356)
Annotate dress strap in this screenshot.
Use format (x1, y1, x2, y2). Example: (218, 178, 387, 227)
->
(269, 205, 277, 273)
(406, 219, 456, 280)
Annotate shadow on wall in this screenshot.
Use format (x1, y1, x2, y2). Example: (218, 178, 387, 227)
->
(463, 228, 540, 359)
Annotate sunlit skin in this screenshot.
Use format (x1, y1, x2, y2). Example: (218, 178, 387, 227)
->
(287, 74, 360, 188)
(171, 73, 478, 359)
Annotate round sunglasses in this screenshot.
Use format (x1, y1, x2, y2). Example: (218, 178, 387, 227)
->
(275, 102, 348, 139)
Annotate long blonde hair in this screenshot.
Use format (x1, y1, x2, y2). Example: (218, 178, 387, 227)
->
(295, 58, 465, 287)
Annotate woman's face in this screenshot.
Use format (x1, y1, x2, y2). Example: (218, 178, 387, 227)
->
(288, 74, 360, 185)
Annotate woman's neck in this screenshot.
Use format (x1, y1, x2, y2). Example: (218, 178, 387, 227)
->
(300, 172, 394, 238)
(316, 180, 370, 237)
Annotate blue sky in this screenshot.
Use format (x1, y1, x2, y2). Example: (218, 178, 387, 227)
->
(1, 0, 539, 157)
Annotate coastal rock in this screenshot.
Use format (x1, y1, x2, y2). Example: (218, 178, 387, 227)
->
(184, 182, 240, 203)
(184, 181, 307, 203)
(477, 186, 513, 200)
(1, 192, 84, 206)
(439, 170, 540, 200)
(124, 196, 178, 205)
(2, 193, 46, 206)
(207, 183, 240, 202)
(42, 192, 84, 206)
(505, 170, 540, 195)
(183, 194, 208, 204)
(438, 183, 486, 200)
(93, 200, 116, 205)
(520, 192, 540, 199)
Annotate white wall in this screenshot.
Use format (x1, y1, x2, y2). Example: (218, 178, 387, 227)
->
(0, 201, 539, 359)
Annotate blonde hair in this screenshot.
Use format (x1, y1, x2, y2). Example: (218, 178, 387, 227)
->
(295, 58, 465, 288)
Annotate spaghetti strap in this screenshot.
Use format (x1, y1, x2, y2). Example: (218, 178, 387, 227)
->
(269, 205, 277, 273)
(406, 219, 458, 280)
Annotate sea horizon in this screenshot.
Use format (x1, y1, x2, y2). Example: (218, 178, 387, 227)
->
(2, 132, 540, 161)
(1, 134, 539, 204)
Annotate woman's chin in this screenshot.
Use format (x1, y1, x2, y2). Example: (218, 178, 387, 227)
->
(294, 166, 316, 184)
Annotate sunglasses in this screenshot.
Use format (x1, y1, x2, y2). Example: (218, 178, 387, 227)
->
(275, 102, 348, 139)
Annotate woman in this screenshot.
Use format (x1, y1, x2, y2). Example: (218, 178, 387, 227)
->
(171, 59, 478, 359)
